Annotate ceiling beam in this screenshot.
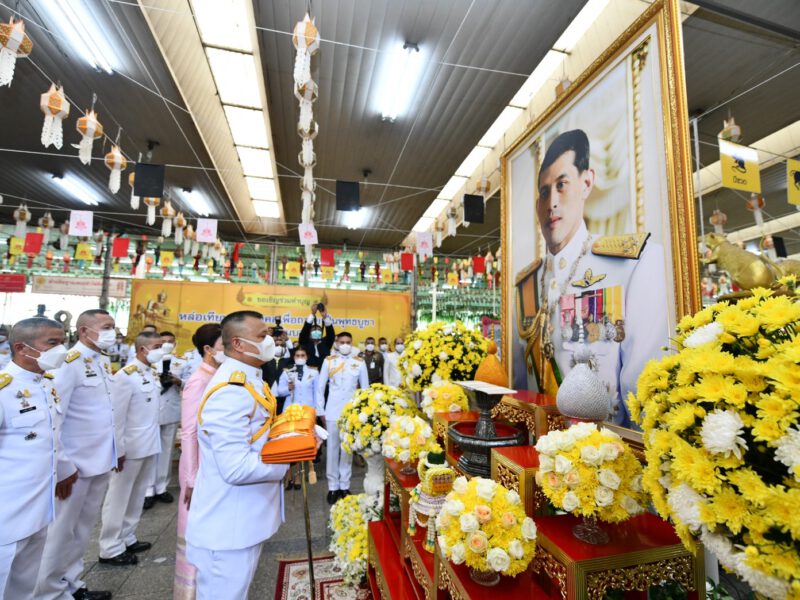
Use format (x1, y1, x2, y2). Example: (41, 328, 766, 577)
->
(687, 0, 800, 43)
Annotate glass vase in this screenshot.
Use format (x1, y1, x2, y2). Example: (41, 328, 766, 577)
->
(468, 567, 500, 587)
(362, 453, 385, 496)
(572, 514, 609, 545)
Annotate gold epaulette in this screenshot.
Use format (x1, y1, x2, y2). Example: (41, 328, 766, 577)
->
(65, 350, 81, 364)
(42, 372, 54, 379)
(122, 364, 139, 375)
(515, 258, 543, 285)
(229, 371, 247, 385)
(592, 233, 650, 259)
(0, 373, 12, 390)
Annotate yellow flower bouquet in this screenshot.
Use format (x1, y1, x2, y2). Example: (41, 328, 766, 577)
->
(328, 493, 383, 586)
(338, 384, 415, 457)
(435, 477, 536, 583)
(399, 321, 488, 392)
(381, 415, 440, 471)
(629, 284, 800, 599)
(534, 423, 646, 525)
(420, 380, 469, 419)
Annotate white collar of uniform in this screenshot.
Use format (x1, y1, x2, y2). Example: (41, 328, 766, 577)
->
(217, 356, 263, 383)
(74, 340, 101, 359)
(5, 360, 45, 382)
(547, 221, 591, 278)
(134, 358, 152, 372)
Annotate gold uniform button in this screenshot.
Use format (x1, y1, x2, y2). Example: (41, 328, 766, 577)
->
(558, 257, 566, 270)
(550, 280, 557, 290)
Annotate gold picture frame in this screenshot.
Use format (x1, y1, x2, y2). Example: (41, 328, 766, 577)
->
(500, 0, 699, 411)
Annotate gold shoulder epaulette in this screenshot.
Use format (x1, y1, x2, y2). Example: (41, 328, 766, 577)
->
(65, 349, 81, 363)
(42, 372, 54, 380)
(122, 364, 139, 375)
(326, 355, 335, 362)
(229, 371, 247, 385)
(592, 233, 650, 259)
(515, 259, 543, 286)
(0, 373, 12, 390)
(353, 355, 363, 362)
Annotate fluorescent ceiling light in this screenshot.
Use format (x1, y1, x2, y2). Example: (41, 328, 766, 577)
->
(509, 51, 564, 108)
(45, 0, 114, 73)
(554, 0, 610, 52)
(479, 106, 523, 148)
(223, 106, 270, 148)
(175, 188, 212, 217)
(206, 49, 262, 108)
(412, 216, 435, 233)
(54, 173, 101, 206)
(377, 42, 425, 121)
(423, 199, 450, 219)
(253, 200, 280, 218)
(344, 208, 367, 230)
(246, 176, 277, 201)
(189, 0, 252, 52)
(438, 176, 467, 200)
(456, 146, 492, 177)
(236, 147, 273, 178)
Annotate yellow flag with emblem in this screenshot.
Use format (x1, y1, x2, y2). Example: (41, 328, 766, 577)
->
(8, 237, 24, 256)
(285, 261, 301, 278)
(788, 158, 800, 206)
(719, 139, 760, 193)
(447, 272, 459, 286)
(160, 251, 174, 267)
(321, 266, 335, 280)
(75, 242, 93, 260)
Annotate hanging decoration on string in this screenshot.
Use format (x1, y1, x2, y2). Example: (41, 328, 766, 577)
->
(93, 229, 105, 264)
(0, 18, 32, 87)
(183, 223, 194, 255)
(13, 203, 30, 238)
(160, 199, 176, 237)
(709, 208, 727, 234)
(75, 98, 104, 165)
(143, 197, 160, 226)
(128, 171, 140, 210)
(746, 193, 765, 227)
(40, 84, 69, 149)
(105, 143, 127, 194)
(58, 221, 70, 251)
(38, 211, 55, 246)
(174, 212, 186, 245)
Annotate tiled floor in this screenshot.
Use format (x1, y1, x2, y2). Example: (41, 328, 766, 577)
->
(80, 457, 364, 599)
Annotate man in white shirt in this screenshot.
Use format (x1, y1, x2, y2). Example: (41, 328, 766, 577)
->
(36, 309, 119, 600)
(186, 311, 294, 599)
(0, 318, 66, 600)
(126, 323, 157, 365)
(383, 337, 405, 388)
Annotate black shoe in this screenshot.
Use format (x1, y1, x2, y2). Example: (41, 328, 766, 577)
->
(98, 551, 138, 566)
(337, 489, 350, 500)
(126, 541, 151, 553)
(155, 491, 173, 504)
(143, 496, 155, 510)
(73, 588, 112, 600)
(326, 491, 338, 505)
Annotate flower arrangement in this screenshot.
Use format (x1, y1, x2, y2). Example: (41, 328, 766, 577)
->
(329, 493, 383, 586)
(382, 414, 441, 465)
(420, 380, 470, 419)
(534, 422, 647, 523)
(338, 384, 415, 457)
(629, 284, 800, 599)
(399, 321, 488, 392)
(435, 477, 536, 576)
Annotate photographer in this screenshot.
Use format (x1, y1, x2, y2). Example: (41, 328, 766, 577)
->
(298, 303, 335, 369)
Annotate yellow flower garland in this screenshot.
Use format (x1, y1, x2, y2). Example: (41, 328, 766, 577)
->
(328, 493, 383, 586)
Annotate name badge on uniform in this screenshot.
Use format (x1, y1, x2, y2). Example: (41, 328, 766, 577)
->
(370, 361, 375, 370)
(19, 405, 35, 414)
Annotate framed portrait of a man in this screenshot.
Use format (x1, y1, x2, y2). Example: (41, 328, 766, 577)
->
(501, 0, 699, 427)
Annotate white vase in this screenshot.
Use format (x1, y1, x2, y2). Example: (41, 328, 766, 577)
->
(363, 453, 385, 496)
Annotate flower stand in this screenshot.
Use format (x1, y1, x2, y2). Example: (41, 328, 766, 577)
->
(363, 453, 385, 496)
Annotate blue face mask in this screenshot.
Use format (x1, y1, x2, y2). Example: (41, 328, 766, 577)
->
(311, 330, 323, 341)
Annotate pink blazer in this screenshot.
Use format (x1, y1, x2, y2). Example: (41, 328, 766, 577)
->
(178, 362, 216, 489)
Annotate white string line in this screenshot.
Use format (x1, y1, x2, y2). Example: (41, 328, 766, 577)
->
(696, 138, 800, 163)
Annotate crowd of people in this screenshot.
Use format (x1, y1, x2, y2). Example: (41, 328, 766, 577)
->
(0, 303, 405, 600)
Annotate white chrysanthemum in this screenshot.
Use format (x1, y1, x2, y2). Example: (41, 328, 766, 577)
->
(431, 372, 443, 384)
(413, 340, 423, 350)
(774, 427, 800, 481)
(667, 483, 705, 531)
(411, 363, 422, 377)
(438, 351, 449, 361)
(700, 409, 747, 459)
(682, 321, 724, 348)
(358, 412, 368, 424)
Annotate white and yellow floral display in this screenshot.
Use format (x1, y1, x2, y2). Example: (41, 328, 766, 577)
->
(629, 283, 800, 600)
(382, 414, 440, 466)
(338, 384, 415, 457)
(328, 493, 383, 586)
(420, 380, 469, 419)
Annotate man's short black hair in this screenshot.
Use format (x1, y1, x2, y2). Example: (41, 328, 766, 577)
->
(221, 310, 264, 349)
(337, 331, 352, 340)
(539, 129, 590, 185)
(142, 324, 157, 331)
(160, 331, 175, 338)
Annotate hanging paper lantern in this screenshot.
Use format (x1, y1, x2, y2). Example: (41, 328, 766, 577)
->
(128, 172, 139, 210)
(0, 18, 33, 87)
(174, 212, 186, 245)
(59, 221, 70, 251)
(746, 193, 765, 227)
(160, 200, 176, 237)
(13, 204, 30, 239)
(143, 197, 160, 226)
(38, 212, 55, 246)
(294, 80, 318, 136)
(434, 221, 444, 248)
(447, 207, 457, 237)
(40, 84, 69, 149)
(183, 223, 194, 255)
(709, 209, 727, 234)
(75, 110, 104, 165)
(104, 145, 127, 194)
(292, 13, 320, 88)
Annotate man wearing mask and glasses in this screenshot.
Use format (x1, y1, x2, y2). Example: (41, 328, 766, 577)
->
(96, 331, 163, 568)
(36, 309, 119, 600)
(298, 303, 335, 369)
(0, 318, 66, 600)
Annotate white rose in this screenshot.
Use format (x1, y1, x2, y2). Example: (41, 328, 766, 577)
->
(570, 422, 596, 440)
(538, 455, 555, 474)
(359, 412, 369, 424)
(459, 513, 479, 533)
(508, 539, 525, 560)
(421, 427, 432, 439)
(413, 340, 423, 350)
(631, 474, 643, 492)
(383, 445, 396, 459)
(452, 476, 469, 495)
(521, 517, 537, 541)
(398, 450, 411, 462)
(450, 543, 466, 565)
(554, 431, 576, 452)
(562, 491, 581, 512)
(600, 427, 621, 440)
(580, 445, 603, 466)
(421, 397, 432, 408)
(445, 499, 465, 516)
(437, 535, 449, 554)
(448, 403, 463, 413)
(597, 469, 621, 490)
(535, 434, 558, 456)
(399, 437, 410, 449)
(475, 479, 497, 501)
(595, 486, 615, 507)
(411, 364, 422, 377)
(505, 490, 522, 506)
(599, 443, 620, 462)
(486, 548, 511, 573)
(620, 495, 643, 515)
(554, 455, 573, 474)
(402, 419, 415, 434)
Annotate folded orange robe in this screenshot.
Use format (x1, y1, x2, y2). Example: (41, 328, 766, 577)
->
(260, 404, 318, 464)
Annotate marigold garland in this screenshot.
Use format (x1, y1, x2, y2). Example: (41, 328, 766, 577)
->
(420, 380, 469, 419)
(338, 384, 416, 457)
(328, 493, 383, 586)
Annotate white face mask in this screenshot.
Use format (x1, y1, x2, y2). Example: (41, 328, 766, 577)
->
(146, 348, 165, 364)
(338, 343, 352, 356)
(213, 351, 227, 364)
(27, 344, 68, 371)
(294, 358, 307, 367)
(238, 336, 276, 363)
(379, 344, 388, 352)
(365, 343, 375, 352)
(161, 342, 175, 355)
(90, 328, 117, 350)
(395, 343, 405, 353)
(275, 346, 286, 358)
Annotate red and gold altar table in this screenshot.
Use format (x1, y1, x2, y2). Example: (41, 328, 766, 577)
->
(368, 520, 420, 600)
(490, 445, 547, 517)
(491, 390, 566, 438)
(384, 458, 419, 547)
(531, 513, 704, 600)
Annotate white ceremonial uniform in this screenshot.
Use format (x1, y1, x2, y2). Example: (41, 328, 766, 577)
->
(0, 363, 58, 600)
(383, 351, 402, 388)
(182, 349, 203, 380)
(36, 342, 118, 600)
(275, 365, 319, 411)
(537, 222, 669, 427)
(146, 355, 186, 497)
(0, 341, 12, 370)
(98, 359, 161, 559)
(317, 354, 368, 491)
(186, 357, 288, 600)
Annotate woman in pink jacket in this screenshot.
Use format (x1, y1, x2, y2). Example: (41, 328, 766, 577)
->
(174, 324, 224, 600)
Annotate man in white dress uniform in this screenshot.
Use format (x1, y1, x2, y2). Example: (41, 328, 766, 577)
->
(383, 336, 405, 388)
(97, 331, 162, 566)
(0, 318, 66, 600)
(186, 310, 292, 599)
(36, 309, 118, 600)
